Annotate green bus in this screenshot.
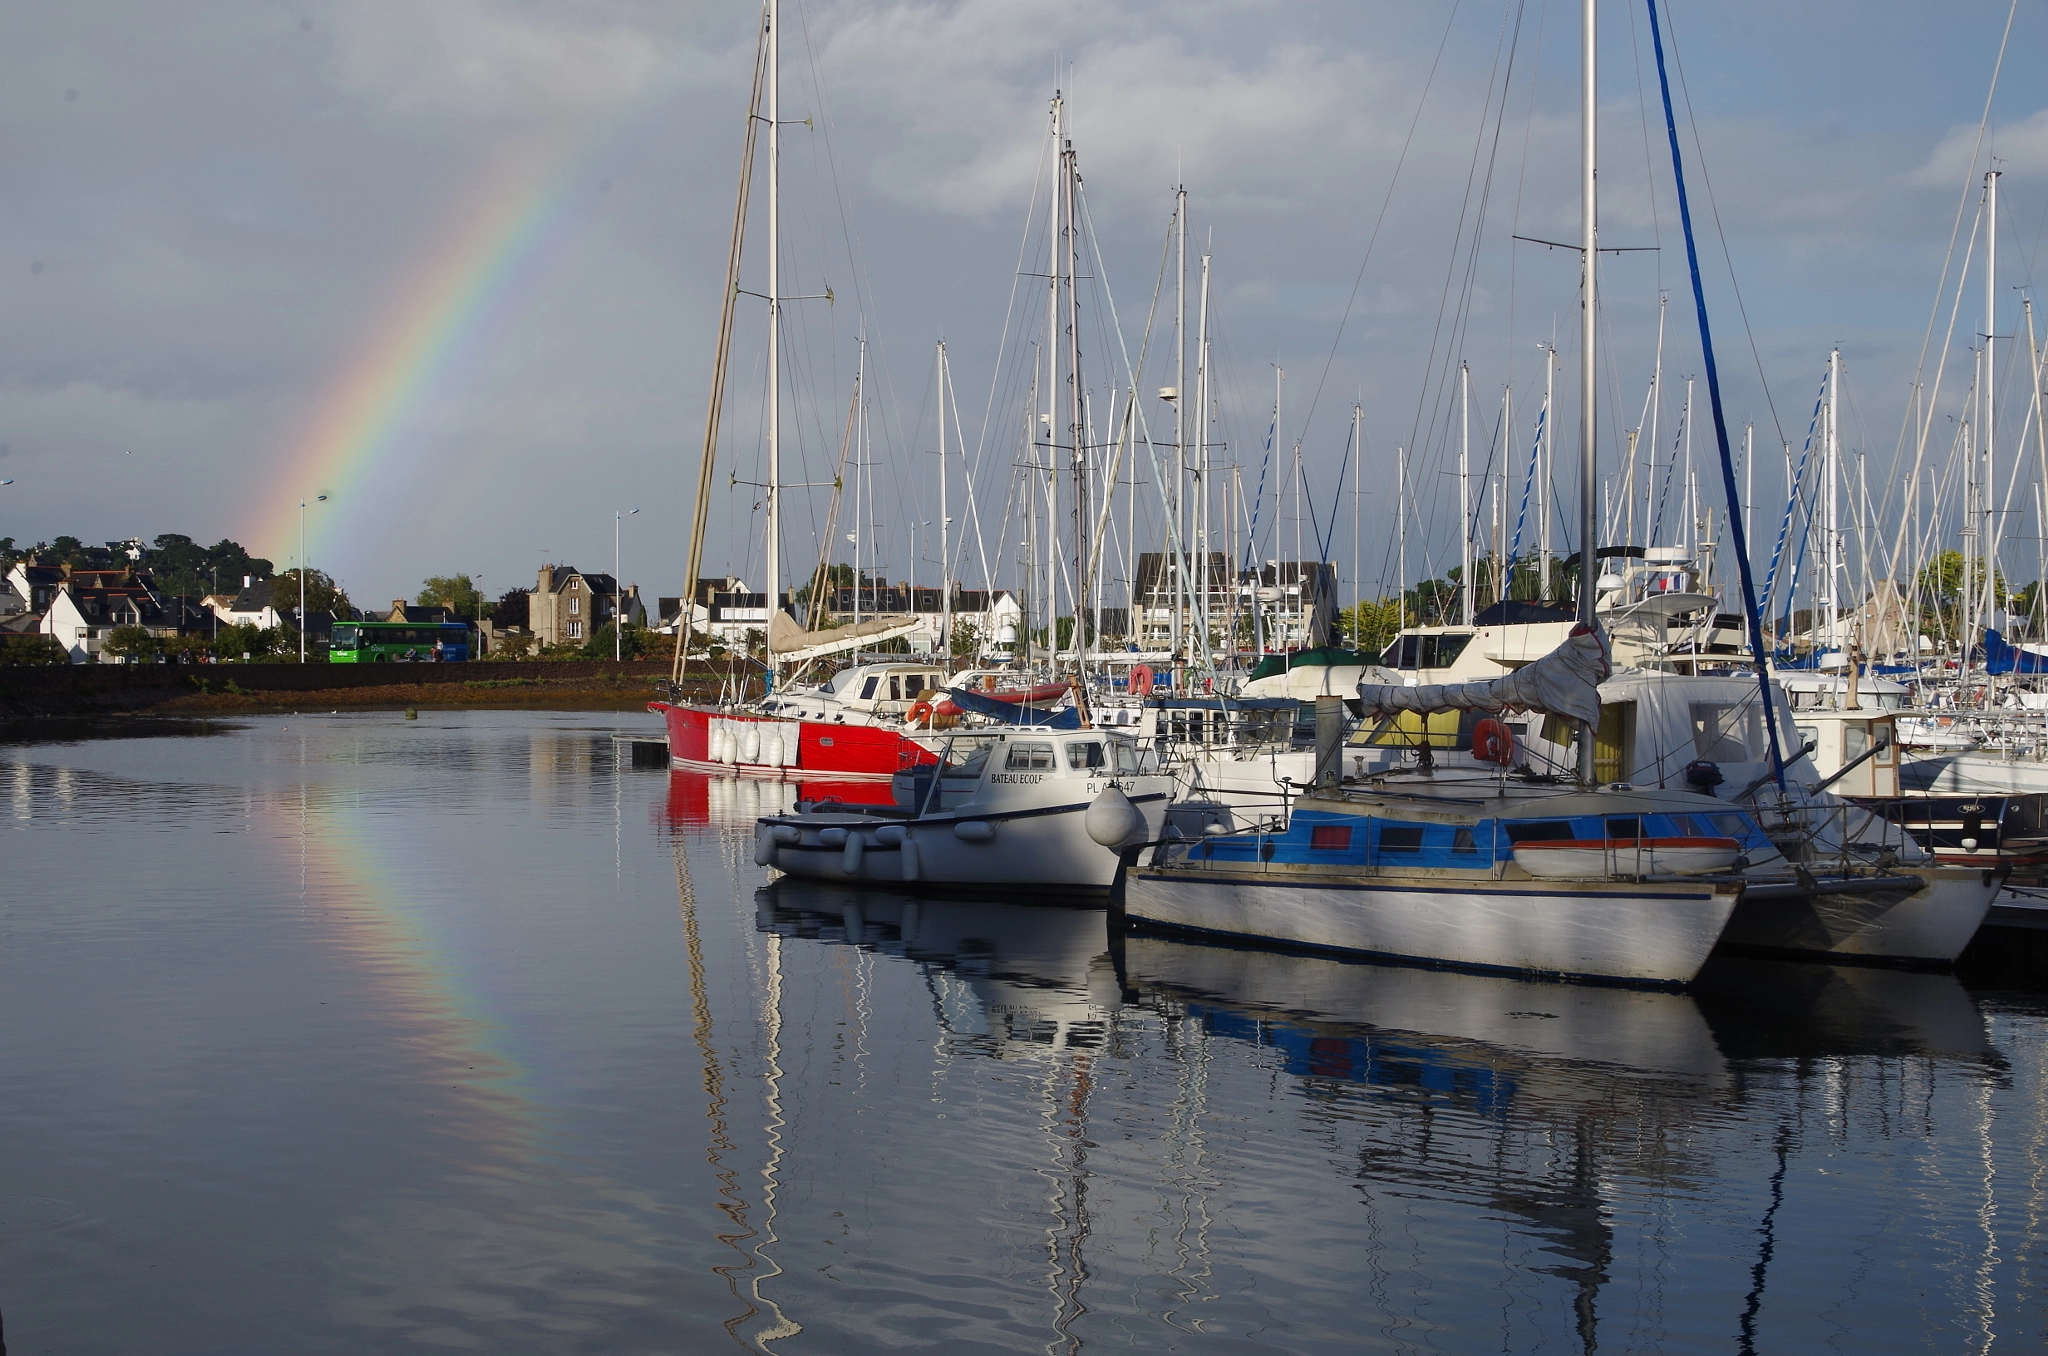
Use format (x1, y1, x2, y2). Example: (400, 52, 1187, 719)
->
(329, 621, 472, 663)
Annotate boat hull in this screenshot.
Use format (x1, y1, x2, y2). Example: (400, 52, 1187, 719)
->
(651, 701, 933, 782)
(760, 795, 1170, 895)
(1715, 865, 2002, 966)
(1118, 863, 1741, 985)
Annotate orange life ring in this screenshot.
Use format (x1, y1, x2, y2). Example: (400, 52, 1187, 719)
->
(907, 699, 936, 728)
(1472, 717, 1515, 766)
(1131, 664, 1155, 697)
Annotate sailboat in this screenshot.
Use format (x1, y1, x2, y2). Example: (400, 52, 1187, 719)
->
(648, 0, 948, 791)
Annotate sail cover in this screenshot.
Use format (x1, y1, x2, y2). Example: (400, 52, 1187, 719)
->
(1354, 622, 1612, 725)
(768, 611, 922, 665)
(947, 687, 1082, 729)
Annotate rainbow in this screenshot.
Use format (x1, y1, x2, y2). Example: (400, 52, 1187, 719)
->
(241, 132, 597, 585)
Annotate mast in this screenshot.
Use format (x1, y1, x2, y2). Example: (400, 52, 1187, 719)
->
(852, 339, 865, 628)
(1983, 169, 2000, 638)
(763, 0, 781, 676)
(1824, 347, 1841, 653)
(938, 340, 951, 662)
(1194, 249, 1214, 666)
(1351, 402, 1363, 643)
(1540, 344, 1555, 599)
(1397, 446, 1408, 627)
(1172, 188, 1187, 663)
(1576, 0, 1599, 784)
(1459, 360, 1473, 625)
(1060, 101, 1087, 667)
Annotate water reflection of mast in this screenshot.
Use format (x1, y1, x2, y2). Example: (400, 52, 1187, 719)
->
(1037, 1049, 1096, 1356)
(1158, 1011, 1219, 1330)
(671, 836, 759, 1340)
(748, 930, 803, 1349)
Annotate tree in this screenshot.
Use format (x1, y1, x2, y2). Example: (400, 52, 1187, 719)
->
(142, 535, 272, 600)
(0, 634, 65, 665)
(949, 618, 981, 659)
(1335, 598, 1406, 657)
(1915, 550, 2005, 649)
(492, 631, 536, 659)
(490, 587, 529, 629)
(418, 574, 484, 620)
(102, 625, 159, 662)
(794, 561, 855, 622)
(273, 569, 352, 617)
(582, 622, 649, 660)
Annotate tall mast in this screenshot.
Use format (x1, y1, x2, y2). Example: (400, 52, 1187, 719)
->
(1540, 343, 1555, 599)
(1983, 169, 2000, 637)
(1824, 347, 1841, 652)
(1397, 446, 1408, 624)
(1459, 360, 1472, 625)
(1576, 0, 1599, 784)
(937, 340, 951, 662)
(763, 0, 781, 674)
(1061, 103, 1087, 665)
(1351, 402, 1363, 643)
(1194, 249, 1214, 666)
(1172, 188, 1187, 662)
(852, 338, 865, 627)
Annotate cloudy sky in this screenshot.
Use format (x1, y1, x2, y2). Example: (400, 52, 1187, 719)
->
(1, 0, 2042, 609)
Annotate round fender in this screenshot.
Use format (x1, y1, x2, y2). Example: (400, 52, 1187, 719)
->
(953, 820, 996, 843)
(753, 824, 778, 867)
(841, 833, 865, 875)
(1130, 664, 1155, 697)
(1085, 786, 1143, 848)
(1472, 717, 1515, 766)
(817, 827, 849, 847)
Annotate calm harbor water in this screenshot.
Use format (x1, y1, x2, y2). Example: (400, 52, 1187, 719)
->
(3, 710, 2046, 1353)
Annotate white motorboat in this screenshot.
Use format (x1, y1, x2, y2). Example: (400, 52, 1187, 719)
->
(754, 726, 1175, 895)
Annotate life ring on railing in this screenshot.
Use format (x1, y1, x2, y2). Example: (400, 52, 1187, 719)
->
(1472, 717, 1516, 766)
(907, 700, 936, 728)
(1131, 664, 1155, 697)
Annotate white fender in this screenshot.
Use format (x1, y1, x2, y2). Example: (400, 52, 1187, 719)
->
(842, 833, 864, 875)
(899, 835, 921, 881)
(817, 827, 849, 847)
(737, 723, 761, 764)
(1085, 786, 1143, 848)
(770, 823, 801, 844)
(753, 823, 777, 867)
(953, 821, 996, 843)
(875, 825, 908, 846)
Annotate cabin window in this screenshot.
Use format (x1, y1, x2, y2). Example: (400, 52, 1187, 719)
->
(1451, 826, 1481, 855)
(1605, 816, 1641, 842)
(860, 676, 880, 700)
(1843, 722, 1870, 761)
(1795, 725, 1820, 754)
(889, 677, 902, 701)
(1504, 820, 1574, 844)
(1708, 813, 1753, 839)
(1422, 634, 1471, 669)
(1005, 742, 1055, 771)
(1310, 825, 1353, 851)
(1690, 703, 1762, 761)
(1067, 741, 1107, 770)
(1112, 741, 1143, 775)
(1378, 825, 1424, 853)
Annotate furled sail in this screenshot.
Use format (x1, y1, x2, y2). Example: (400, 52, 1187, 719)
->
(1355, 622, 1612, 725)
(768, 610, 922, 664)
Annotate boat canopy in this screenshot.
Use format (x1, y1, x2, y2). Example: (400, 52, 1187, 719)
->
(1355, 622, 1611, 725)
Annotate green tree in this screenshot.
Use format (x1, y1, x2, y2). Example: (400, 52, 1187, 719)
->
(492, 631, 536, 660)
(102, 625, 159, 662)
(1335, 598, 1406, 656)
(489, 587, 529, 629)
(417, 574, 484, 619)
(1915, 550, 2005, 648)
(211, 621, 289, 660)
(949, 618, 981, 659)
(273, 569, 353, 617)
(0, 633, 66, 665)
(581, 622, 649, 660)
(794, 562, 855, 623)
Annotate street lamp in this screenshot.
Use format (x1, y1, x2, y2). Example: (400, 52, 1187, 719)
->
(298, 493, 328, 663)
(615, 508, 639, 660)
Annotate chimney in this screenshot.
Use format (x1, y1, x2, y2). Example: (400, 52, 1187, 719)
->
(537, 564, 555, 593)
(242, 575, 252, 589)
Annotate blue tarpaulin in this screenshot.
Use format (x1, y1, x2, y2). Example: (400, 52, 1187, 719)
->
(945, 687, 1082, 729)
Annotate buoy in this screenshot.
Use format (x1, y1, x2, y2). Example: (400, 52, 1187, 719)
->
(1085, 786, 1143, 848)
(1472, 717, 1515, 766)
(907, 700, 936, 728)
(1130, 664, 1155, 697)
(842, 833, 864, 875)
(404, 709, 418, 721)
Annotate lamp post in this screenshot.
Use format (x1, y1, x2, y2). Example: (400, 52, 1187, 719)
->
(298, 493, 328, 662)
(615, 508, 639, 660)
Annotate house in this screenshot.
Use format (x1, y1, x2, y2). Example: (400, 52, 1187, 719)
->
(388, 600, 461, 625)
(208, 577, 285, 631)
(42, 577, 210, 663)
(528, 565, 644, 647)
(656, 577, 746, 640)
(6, 560, 65, 614)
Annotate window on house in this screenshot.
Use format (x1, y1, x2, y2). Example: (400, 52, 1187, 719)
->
(567, 621, 583, 639)
(570, 597, 581, 616)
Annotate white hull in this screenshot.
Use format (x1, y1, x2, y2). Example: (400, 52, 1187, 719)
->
(1902, 751, 2048, 795)
(1716, 866, 1999, 964)
(1120, 866, 1740, 985)
(763, 795, 1166, 893)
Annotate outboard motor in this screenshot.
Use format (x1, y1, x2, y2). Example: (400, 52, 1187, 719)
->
(1684, 760, 1725, 797)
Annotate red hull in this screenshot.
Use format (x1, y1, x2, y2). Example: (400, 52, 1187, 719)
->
(649, 702, 935, 780)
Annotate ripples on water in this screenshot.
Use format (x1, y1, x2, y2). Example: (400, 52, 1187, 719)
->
(2, 711, 2045, 1353)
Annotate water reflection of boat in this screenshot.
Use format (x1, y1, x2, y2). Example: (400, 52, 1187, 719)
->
(755, 878, 1117, 1052)
(1687, 955, 1996, 1064)
(662, 769, 798, 829)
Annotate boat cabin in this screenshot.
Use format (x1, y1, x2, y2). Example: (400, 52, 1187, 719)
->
(765, 661, 955, 721)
